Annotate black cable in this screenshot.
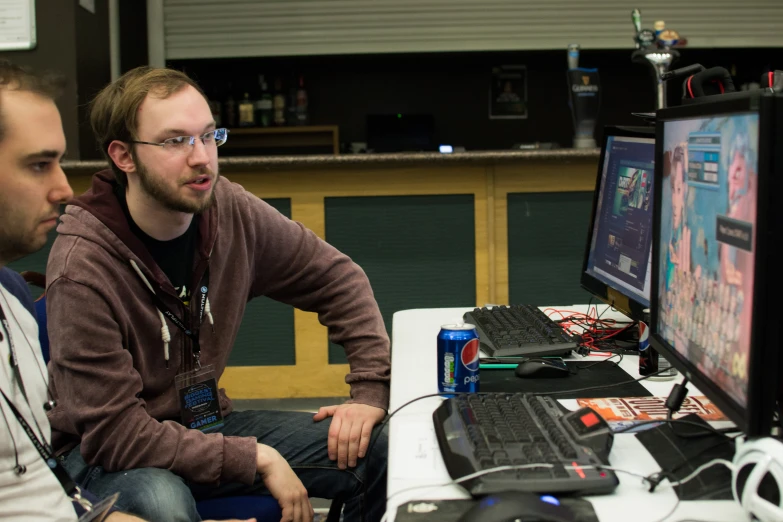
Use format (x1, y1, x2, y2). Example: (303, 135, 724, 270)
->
(363, 369, 728, 520)
(612, 417, 730, 439)
(365, 366, 672, 483)
(362, 392, 448, 521)
(0, 399, 25, 474)
(665, 434, 740, 481)
(531, 366, 671, 396)
(664, 378, 711, 440)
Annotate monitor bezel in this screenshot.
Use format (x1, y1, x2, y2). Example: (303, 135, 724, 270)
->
(650, 92, 780, 437)
(580, 125, 656, 322)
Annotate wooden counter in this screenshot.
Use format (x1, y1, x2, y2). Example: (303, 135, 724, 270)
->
(60, 151, 600, 399)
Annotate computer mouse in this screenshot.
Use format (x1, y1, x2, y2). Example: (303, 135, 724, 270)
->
(457, 492, 575, 522)
(514, 358, 570, 378)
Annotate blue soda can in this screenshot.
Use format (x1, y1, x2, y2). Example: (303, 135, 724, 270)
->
(437, 324, 480, 393)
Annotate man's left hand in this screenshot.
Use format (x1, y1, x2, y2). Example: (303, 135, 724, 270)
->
(313, 404, 386, 469)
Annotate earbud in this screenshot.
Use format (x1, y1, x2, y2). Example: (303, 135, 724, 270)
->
(14, 464, 26, 475)
(43, 399, 57, 411)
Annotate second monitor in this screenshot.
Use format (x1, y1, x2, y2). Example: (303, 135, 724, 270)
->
(581, 126, 656, 321)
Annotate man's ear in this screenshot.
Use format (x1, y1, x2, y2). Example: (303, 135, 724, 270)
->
(107, 140, 136, 175)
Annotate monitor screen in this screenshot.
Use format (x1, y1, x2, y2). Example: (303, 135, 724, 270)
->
(585, 135, 656, 308)
(366, 114, 436, 153)
(656, 112, 759, 409)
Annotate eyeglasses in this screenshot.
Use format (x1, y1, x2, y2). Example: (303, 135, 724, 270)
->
(130, 128, 229, 153)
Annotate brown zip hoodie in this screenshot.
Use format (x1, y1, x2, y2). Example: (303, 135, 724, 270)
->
(45, 171, 391, 485)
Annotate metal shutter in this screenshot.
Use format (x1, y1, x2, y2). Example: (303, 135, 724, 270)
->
(159, 0, 783, 60)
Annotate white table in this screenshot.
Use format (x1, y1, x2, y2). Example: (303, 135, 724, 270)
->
(385, 306, 747, 522)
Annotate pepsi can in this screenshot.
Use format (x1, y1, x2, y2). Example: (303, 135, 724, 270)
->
(437, 324, 480, 393)
(638, 321, 677, 379)
(638, 321, 657, 375)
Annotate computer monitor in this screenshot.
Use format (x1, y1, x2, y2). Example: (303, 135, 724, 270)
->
(581, 126, 656, 321)
(366, 114, 436, 153)
(651, 93, 783, 437)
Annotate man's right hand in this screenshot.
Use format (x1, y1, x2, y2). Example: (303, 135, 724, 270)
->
(256, 443, 313, 522)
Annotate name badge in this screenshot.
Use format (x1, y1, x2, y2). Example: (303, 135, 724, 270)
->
(175, 364, 224, 433)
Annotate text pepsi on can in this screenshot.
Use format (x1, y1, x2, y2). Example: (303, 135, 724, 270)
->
(437, 324, 480, 393)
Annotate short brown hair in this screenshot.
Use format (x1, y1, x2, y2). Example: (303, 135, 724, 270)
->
(89, 66, 206, 186)
(0, 59, 64, 142)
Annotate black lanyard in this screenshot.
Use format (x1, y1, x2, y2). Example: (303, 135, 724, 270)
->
(0, 388, 77, 495)
(142, 267, 210, 360)
(0, 302, 77, 497)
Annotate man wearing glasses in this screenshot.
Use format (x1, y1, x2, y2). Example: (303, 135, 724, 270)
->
(44, 66, 390, 522)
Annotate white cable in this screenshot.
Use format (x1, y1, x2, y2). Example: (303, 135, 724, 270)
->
(381, 464, 556, 520)
(668, 458, 735, 488)
(380, 459, 732, 522)
(454, 463, 554, 484)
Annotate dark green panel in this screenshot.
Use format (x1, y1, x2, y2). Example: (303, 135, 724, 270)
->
(507, 192, 594, 306)
(326, 195, 476, 364)
(229, 198, 295, 366)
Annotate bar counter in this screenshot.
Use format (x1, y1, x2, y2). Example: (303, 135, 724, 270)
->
(61, 150, 600, 399)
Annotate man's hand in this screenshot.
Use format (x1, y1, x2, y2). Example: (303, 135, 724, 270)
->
(313, 403, 386, 469)
(256, 444, 313, 522)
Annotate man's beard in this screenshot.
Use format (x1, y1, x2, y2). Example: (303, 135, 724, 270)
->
(135, 158, 218, 214)
(0, 214, 51, 266)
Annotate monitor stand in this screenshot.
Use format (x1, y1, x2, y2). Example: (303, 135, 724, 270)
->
(635, 413, 735, 500)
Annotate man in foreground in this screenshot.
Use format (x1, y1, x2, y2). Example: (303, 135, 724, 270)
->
(0, 59, 160, 522)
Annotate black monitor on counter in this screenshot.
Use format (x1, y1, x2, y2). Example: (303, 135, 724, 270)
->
(581, 126, 656, 321)
(650, 92, 783, 436)
(366, 114, 436, 152)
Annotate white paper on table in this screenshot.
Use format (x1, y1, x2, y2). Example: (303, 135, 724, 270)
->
(390, 418, 449, 481)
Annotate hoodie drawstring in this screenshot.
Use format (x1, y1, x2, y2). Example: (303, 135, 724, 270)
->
(205, 297, 215, 332)
(129, 259, 171, 364)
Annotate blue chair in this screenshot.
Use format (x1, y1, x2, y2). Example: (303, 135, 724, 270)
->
(22, 272, 332, 522)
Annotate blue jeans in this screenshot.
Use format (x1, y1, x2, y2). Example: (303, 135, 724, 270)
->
(61, 410, 388, 522)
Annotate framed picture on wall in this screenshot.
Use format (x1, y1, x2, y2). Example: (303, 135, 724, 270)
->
(0, 0, 36, 51)
(489, 65, 528, 119)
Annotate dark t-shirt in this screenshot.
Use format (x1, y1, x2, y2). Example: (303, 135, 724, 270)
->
(115, 186, 197, 304)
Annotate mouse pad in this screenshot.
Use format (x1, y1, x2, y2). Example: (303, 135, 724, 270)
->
(480, 361, 652, 399)
(395, 497, 598, 522)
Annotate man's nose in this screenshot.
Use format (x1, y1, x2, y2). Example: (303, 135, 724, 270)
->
(50, 164, 74, 204)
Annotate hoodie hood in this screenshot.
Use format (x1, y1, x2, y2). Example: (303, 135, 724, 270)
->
(60, 170, 218, 293)
(58, 170, 219, 364)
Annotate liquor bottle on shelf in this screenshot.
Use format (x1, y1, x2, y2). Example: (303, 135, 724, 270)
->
(273, 77, 286, 126)
(238, 92, 256, 127)
(295, 75, 309, 126)
(255, 74, 273, 128)
(223, 84, 237, 128)
(287, 76, 298, 126)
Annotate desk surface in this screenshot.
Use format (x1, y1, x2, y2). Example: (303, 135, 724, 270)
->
(386, 306, 747, 522)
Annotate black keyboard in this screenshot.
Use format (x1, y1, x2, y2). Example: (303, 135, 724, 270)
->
(433, 393, 619, 496)
(464, 305, 578, 357)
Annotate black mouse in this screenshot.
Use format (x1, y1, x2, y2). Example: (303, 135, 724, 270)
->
(457, 491, 576, 522)
(514, 358, 570, 378)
